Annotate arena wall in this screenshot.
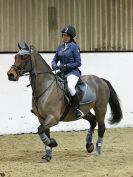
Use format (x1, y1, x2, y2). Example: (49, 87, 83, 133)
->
(0, 52, 133, 135)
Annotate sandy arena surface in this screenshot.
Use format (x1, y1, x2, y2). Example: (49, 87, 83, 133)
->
(0, 128, 133, 177)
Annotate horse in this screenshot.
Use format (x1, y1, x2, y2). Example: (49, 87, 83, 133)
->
(7, 43, 123, 162)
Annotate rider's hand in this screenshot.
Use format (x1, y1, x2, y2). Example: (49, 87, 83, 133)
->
(52, 64, 59, 70)
(59, 64, 67, 72)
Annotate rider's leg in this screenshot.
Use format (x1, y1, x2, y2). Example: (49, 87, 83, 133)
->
(71, 93, 84, 118)
(67, 75, 84, 119)
(67, 75, 79, 96)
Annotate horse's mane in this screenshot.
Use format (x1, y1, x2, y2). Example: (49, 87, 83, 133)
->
(31, 50, 52, 71)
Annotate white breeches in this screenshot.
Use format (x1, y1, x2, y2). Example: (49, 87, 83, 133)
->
(67, 75, 79, 96)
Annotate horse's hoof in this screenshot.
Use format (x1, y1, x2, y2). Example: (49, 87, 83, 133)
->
(92, 151, 100, 156)
(86, 143, 94, 153)
(93, 148, 101, 156)
(41, 155, 51, 162)
(49, 138, 58, 148)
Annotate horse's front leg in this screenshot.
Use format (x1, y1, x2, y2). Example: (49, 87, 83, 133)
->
(38, 126, 51, 161)
(38, 115, 58, 161)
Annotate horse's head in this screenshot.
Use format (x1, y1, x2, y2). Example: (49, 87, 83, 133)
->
(7, 42, 32, 81)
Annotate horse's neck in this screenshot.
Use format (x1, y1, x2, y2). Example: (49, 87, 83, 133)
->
(32, 51, 51, 73)
(31, 51, 54, 97)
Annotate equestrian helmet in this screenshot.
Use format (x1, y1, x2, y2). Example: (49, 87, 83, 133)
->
(61, 25, 76, 38)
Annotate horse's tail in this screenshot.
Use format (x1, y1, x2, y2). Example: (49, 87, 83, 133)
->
(102, 78, 123, 124)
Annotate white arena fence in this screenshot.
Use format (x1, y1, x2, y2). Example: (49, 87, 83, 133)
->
(0, 52, 133, 135)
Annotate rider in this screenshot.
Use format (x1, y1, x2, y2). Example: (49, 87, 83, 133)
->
(51, 25, 84, 119)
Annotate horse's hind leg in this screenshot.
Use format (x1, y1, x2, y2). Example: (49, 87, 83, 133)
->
(94, 108, 106, 155)
(84, 112, 97, 153)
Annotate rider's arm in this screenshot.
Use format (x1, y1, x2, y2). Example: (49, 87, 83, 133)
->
(67, 45, 81, 70)
(51, 51, 59, 69)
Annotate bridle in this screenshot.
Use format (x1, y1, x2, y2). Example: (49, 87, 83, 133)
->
(12, 53, 64, 101)
(11, 58, 32, 77)
(12, 50, 67, 119)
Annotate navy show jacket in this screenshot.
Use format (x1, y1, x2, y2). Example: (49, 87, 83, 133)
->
(51, 42, 81, 77)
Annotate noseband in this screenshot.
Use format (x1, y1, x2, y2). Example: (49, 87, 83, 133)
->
(11, 56, 32, 77)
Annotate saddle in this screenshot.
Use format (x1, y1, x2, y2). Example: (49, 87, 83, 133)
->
(56, 72, 96, 105)
(76, 78, 96, 105)
(56, 72, 96, 121)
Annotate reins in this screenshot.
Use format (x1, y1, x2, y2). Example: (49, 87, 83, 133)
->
(20, 69, 65, 100)
(13, 52, 66, 119)
(30, 71, 56, 101)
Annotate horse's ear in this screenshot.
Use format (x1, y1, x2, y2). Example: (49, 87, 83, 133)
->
(18, 43, 21, 50)
(24, 41, 30, 51)
(30, 45, 36, 50)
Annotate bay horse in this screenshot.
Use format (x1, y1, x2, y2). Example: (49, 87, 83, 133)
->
(7, 43, 122, 162)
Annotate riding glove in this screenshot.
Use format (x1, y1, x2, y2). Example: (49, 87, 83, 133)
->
(52, 64, 59, 70)
(59, 64, 67, 72)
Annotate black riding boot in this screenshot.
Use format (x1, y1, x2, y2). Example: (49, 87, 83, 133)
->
(72, 93, 84, 119)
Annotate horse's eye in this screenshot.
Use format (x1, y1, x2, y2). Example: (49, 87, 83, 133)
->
(22, 55, 29, 60)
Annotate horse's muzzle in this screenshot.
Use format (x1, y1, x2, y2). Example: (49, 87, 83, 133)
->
(7, 73, 18, 81)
